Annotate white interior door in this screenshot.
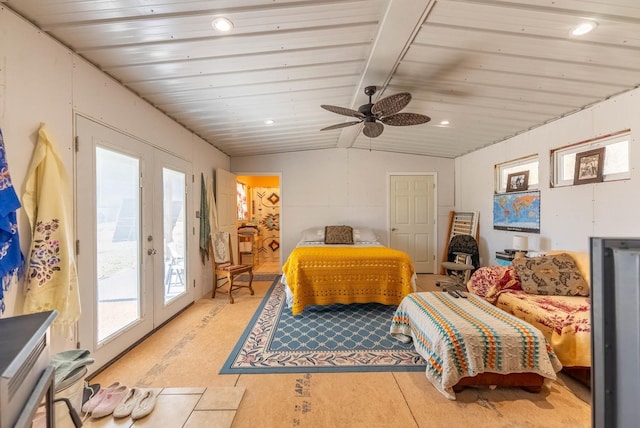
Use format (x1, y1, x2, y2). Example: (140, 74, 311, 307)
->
(389, 174, 436, 273)
(76, 116, 193, 371)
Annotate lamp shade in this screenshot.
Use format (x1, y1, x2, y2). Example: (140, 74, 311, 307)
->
(513, 235, 529, 251)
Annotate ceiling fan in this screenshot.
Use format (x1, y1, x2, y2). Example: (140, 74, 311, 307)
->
(320, 86, 431, 138)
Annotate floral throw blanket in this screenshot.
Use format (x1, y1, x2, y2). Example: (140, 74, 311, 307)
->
(391, 292, 562, 400)
(467, 265, 591, 367)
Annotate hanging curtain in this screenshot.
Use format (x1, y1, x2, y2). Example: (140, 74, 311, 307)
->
(206, 174, 219, 234)
(199, 173, 210, 264)
(0, 128, 24, 313)
(23, 125, 80, 331)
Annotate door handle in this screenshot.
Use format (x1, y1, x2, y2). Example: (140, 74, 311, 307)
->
(147, 248, 157, 255)
(391, 228, 397, 232)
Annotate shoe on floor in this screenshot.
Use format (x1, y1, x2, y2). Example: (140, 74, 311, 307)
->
(131, 389, 160, 420)
(113, 387, 145, 418)
(81, 382, 120, 414)
(91, 385, 129, 419)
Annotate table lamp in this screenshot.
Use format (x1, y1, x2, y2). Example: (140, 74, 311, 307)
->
(513, 235, 528, 259)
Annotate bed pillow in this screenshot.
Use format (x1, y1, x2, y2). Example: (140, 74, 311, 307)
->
(353, 227, 378, 243)
(512, 253, 589, 296)
(324, 225, 354, 244)
(300, 227, 325, 242)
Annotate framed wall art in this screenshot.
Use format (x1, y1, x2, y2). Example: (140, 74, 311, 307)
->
(506, 170, 529, 192)
(574, 147, 605, 185)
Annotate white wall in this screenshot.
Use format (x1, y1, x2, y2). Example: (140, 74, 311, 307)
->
(455, 87, 640, 264)
(232, 148, 455, 263)
(0, 8, 229, 329)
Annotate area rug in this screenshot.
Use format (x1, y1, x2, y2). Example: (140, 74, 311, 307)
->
(220, 278, 426, 374)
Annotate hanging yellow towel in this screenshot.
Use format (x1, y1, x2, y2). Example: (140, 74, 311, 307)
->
(23, 126, 80, 331)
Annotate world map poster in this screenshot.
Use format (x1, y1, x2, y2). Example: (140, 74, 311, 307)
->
(493, 190, 540, 233)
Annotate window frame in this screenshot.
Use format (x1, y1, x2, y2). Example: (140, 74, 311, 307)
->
(495, 154, 539, 194)
(551, 130, 630, 188)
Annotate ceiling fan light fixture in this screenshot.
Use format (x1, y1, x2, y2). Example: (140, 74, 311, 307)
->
(212, 17, 234, 32)
(572, 21, 597, 36)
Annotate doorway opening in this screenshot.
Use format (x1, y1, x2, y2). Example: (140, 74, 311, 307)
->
(236, 175, 281, 274)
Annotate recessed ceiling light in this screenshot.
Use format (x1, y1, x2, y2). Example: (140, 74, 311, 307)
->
(440, 120, 450, 126)
(212, 17, 233, 32)
(264, 119, 275, 125)
(572, 21, 597, 36)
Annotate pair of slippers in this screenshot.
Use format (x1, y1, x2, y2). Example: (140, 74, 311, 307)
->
(113, 387, 160, 420)
(81, 382, 128, 419)
(81, 382, 159, 420)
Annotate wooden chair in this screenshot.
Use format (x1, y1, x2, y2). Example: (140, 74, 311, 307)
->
(209, 231, 254, 303)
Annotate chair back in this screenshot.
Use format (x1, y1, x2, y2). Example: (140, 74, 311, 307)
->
(447, 234, 480, 272)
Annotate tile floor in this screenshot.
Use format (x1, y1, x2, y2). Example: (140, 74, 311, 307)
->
(80, 386, 245, 428)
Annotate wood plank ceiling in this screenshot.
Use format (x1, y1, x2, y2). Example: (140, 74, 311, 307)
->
(3, 0, 640, 158)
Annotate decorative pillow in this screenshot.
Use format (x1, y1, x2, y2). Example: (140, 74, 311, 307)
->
(324, 225, 354, 244)
(467, 266, 522, 304)
(300, 227, 325, 242)
(512, 253, 589, 296)
(353, 227, 378, 243)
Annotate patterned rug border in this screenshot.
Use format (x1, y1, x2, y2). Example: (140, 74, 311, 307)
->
(220, 278, 426, 374)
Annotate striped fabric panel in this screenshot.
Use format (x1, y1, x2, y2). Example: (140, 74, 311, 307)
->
(391, 311, 444, 378)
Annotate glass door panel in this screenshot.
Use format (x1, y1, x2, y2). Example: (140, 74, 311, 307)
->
(163, 168, 186, 303)
(95, 147, 142, 342)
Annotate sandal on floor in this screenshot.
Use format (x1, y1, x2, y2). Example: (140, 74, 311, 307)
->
(131, 389, 160, 420)
(80, 382, 120, 414)
(113, 387, 145, 418)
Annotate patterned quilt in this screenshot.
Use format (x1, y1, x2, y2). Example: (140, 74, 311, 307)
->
(282, 246, 415, 315)
(390, 292, 562, 400)
(467, 265, 591, 367)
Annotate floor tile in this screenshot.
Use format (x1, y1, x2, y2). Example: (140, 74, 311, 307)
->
(183, 410, 236, 428)
(132, 394, 200, 427)
(194, 386, 246, 410)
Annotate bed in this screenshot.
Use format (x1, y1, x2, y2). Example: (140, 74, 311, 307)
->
(281, 226, 416, 315)
(390, 292, 562, 400)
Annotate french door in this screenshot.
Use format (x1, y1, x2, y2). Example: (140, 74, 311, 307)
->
(76, 116, 193, 371)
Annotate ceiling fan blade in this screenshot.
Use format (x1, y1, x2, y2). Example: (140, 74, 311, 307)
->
(321, 104, 364, 118)
(380, 112, 431, 126)
(371, 92, 411, 117)
(320, 121, 361, 131)
(362, 121, 384, 138)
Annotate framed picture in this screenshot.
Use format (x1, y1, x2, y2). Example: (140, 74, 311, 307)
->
(506, 171, 529, 192)
(574, 147, 605, 185)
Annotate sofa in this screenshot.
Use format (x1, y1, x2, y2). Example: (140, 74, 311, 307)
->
(466, 251, 591, 368)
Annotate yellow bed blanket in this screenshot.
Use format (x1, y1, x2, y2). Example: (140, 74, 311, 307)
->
(282, 246, 415, 315)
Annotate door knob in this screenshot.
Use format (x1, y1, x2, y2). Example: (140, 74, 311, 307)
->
(147, 248, 157, 255)
(391, 228, 397, 231)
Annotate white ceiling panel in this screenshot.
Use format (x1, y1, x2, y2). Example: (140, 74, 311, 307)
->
(4, 0, 640, 158)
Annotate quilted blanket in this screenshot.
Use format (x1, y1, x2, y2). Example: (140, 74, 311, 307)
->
(390, 292, 562, 400)
(467, 265, 591, 367)
(282, 246, 415, 315)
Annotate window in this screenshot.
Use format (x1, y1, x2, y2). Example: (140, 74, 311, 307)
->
(552, 131, 630, 187)
(495, 155, 539, 193)
(237, 182, 248, 220)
